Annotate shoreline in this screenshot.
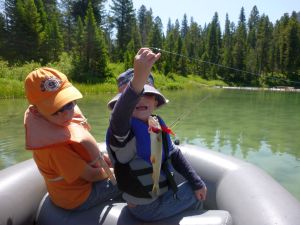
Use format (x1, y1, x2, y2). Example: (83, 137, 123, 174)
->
(215, 86, 300, 92)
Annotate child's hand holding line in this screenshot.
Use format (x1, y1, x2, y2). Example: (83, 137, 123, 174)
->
(132, 48, 161, 94)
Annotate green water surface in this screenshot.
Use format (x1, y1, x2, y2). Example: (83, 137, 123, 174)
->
(0, 88, 299, 201)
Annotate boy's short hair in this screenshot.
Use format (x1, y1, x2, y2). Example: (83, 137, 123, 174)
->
(25, 67, 82, 116)
(107, 68, 168, 110)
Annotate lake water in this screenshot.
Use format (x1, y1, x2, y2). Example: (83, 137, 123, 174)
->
(0, 88, 299, 201)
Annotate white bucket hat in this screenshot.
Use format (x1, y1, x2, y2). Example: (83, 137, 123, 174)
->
(108, 68, 168, 110)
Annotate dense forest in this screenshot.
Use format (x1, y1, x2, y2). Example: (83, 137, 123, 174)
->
(0, 0, 300, 87)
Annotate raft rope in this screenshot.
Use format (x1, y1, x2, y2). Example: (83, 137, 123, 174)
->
(149, 47, 300, 85)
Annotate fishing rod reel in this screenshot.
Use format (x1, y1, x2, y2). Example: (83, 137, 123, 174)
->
(174, 137, 180, 145)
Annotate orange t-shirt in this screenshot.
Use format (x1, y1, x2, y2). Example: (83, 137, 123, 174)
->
(33, 143, 91, 209)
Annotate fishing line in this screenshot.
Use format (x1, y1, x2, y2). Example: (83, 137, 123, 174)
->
(169, 94, 211, 145)
(150, 47, 300, 85)
(169, 94, 211, 129)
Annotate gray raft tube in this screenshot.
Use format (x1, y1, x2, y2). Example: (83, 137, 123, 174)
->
(0, 144, 300, 225)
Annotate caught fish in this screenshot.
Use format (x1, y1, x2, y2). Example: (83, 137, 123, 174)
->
(148, 115, 163, 197)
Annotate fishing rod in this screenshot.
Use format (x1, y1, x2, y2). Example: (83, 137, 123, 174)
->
(150, 47, 300, 85)
(169, 94, 211, 145)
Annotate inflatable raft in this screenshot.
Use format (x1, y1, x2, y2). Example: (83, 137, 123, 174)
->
(0, 144, 300, 225)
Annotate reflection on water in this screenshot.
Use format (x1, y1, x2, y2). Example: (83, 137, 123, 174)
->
(158, 89, 300, 201)
(0, 88, 300, 201)
(0, 99, 32, 168)
(161, 89, 300, 158)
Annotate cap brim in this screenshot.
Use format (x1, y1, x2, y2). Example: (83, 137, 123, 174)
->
(107, 84, 168, 110)
(36, 85, 83, 116)
(143, 84, 168, 107)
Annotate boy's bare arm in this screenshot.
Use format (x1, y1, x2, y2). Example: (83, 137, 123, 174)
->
(80, 164, 109, 182)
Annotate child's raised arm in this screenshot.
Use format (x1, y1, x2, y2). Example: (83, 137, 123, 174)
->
(131, 48, 161, 93)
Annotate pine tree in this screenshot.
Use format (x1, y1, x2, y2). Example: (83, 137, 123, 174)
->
(247, 6, 259, 49)
(137, 5, 153, 46)
(124, 40, 135, 69)
(148, 16, 163, 70)
(278, 13, 290, 73)
(204, 12, 221, 79)
(123, 20, 141, 69)
(178, 40, 188, 76)
(245, 6, 261, 85)
(3, 0, 47, 62)
(35, 0, 47, 27)
(133, 20, 142, 49)
(0, 12, 5, 58)
(43, 0, 59, 16)
(44, 15, 64, 62)
(71, 17, 85, 81)
(111, 0, 136, 61)
(59, 0, 76, 52)
(71, 0, 106, 27)
(4, 0, 19, 60)
(197, 25, 206, 75)
(102, 14, 116, 60)
(272, 20, 282, 72)
(181, 14, 188, 38)
(163, 31, 176, 75)
(4, 0, 17, 32)
(37, 0, 63, 63)
(166, 18, 173, 34)
(15, 0, 42, 61)
(174, 19, 180, 39)
(200, 51, 209, 79)
(173, 19, 182, 72)
(148, 17, 163, 48)
(185, 18, 198, 58)
(82, 1, 110, 79)
(184, 18, 202, 75)
(74, 17, 84, 59)
(256, 15, 272, 75)
(222, 14, 234, 82)
(232, 7, 247, 84)
(286, 12, 300, 81)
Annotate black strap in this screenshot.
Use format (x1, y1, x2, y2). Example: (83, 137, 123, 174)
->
(131, 167, 153, 176)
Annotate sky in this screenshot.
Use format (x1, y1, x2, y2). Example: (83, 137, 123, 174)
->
(108, 0, 299, 32)
(0, 0, 298, 32)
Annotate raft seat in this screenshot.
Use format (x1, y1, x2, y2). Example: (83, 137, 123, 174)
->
(36, 194, 232, 225)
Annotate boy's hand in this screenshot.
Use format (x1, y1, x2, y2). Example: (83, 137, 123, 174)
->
(103, 153, 113, 167)
(131, 48, 161, 93)
(194, 185, 207, 201)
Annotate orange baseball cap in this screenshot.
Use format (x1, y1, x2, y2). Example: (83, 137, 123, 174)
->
(25, 67, 82, 116)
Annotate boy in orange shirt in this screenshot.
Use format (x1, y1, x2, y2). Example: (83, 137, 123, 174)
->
(24, 67, 119, 210)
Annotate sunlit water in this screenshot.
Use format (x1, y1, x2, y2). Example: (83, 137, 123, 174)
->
(0, 88, 299, 201)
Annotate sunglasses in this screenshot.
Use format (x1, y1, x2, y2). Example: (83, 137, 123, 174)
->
(52, 101, 75, 116)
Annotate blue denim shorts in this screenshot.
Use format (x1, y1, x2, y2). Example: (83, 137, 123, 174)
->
(74, 179, 121, 211)
(128, 181, 200, 221)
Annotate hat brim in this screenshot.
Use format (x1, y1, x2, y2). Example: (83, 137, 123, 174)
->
(36, 85, 83, 116)
(108, 84, 168, 110)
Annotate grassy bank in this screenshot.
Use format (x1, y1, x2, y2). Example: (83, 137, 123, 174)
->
(0, 59, 227, 99)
